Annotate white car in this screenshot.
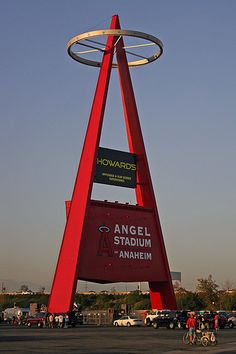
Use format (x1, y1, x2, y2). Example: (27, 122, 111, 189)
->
(227, 314, 236, 328)
(113, 315, 143, 327)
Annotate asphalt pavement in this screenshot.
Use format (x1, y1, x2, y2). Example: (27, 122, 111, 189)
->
(0, 325, 236, 353)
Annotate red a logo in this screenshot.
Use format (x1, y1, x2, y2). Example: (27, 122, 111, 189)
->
(97, 225, 113, 257)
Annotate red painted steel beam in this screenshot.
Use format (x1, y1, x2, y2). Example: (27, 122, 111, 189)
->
(48, 15, 120, 313)
(115, 25, 177, 310)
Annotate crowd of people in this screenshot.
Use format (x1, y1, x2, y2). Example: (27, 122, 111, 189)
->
(47, 313, 70, 328)
(8, 313, 71, 328)
(186, 312, 219, 344)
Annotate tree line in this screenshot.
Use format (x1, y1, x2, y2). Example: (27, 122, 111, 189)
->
(0, 275, 235, 312)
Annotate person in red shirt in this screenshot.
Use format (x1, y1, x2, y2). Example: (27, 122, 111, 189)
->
(186, 312, 197, 344)
(214, 313, 219, 331)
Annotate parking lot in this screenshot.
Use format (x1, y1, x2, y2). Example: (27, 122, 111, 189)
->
(0, 325, 236, 353)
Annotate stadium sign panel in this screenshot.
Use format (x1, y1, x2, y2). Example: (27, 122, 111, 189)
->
(77, 200, 168, 283)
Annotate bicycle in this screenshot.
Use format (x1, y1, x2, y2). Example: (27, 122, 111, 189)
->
(182, 329, 202, 345)
(201, 331, 217, 346)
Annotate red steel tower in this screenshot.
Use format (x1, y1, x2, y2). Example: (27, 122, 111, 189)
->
(48, 15, 177, 313)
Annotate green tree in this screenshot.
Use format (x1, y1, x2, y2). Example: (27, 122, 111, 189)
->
(133, 298, 151, 310)
(196, 275, 219, 308)
(75, 294, 97, 309)
(124, 290, 142, 306)
(19, 284, 29, 293)
(176, 291, 204, 310)
(38, 286, 45, 294)
(219, 291, 236, 311)
(93, 293, 115, 309)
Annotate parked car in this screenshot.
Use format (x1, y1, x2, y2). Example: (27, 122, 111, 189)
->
(175, 310, 189, 328)
(227, 314, 236, 328)
(113, 315, 142, 327)
(145, 310, 171, 326)
(26, 312, 48, 327)
(217, 312, 229, 329)
(152, 310, 188, 329)
(67, 311, 83, 327)
(3, 307, 30, 324)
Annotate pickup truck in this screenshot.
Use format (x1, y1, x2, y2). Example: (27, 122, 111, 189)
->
(145, 310, 171, 326)
(152, 310, 189, 329)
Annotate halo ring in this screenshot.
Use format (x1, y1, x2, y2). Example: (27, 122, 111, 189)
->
(67, 29, 163, 68)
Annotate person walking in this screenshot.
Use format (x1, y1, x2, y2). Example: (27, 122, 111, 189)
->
(48, 313, 54, 329)
(186, 312, 197, 345)
(64, 314, 69, 329)
(17, 313, 21, 326)
(214, 313, 219, 331)
(55, 315, 59, 328)
(58, 314, 64, 328)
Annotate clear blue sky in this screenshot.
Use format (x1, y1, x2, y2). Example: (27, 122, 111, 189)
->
(0, 0, 235, 292)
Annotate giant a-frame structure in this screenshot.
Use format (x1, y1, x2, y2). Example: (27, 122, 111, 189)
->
(48, 15, 177, 313)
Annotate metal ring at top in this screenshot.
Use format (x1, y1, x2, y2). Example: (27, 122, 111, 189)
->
(67, 29, 163, 68)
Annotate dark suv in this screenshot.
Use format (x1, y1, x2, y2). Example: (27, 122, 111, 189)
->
(152, 310, 188, 329)
(175, 310, 189, 328)
(67, 311, 83, 327)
